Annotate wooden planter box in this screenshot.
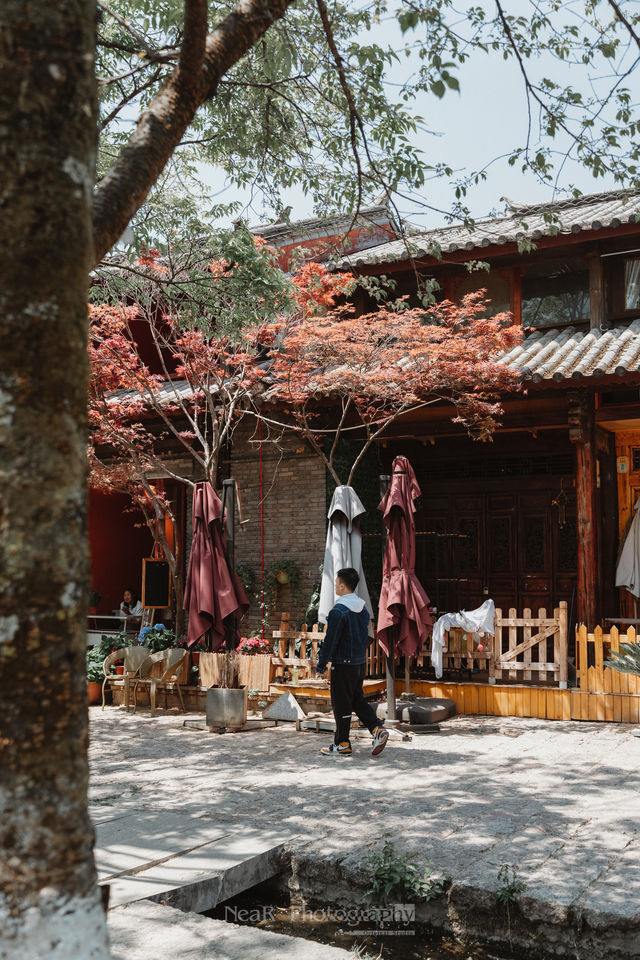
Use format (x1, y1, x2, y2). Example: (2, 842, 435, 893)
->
(199, 653, 272, 691)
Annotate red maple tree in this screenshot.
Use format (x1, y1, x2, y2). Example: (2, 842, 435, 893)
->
(266, 281, 524, 484)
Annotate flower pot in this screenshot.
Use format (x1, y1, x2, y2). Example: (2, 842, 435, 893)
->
(191, 651, 200, 666)
(88, 681, 102, 705)
(206, 686, 247, 730)
(115, 665, 125, 675)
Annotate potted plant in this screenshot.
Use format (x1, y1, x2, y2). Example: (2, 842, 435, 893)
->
(236, 635, 272, 692)
(237, 636, 271, 656)
(138, 624, 179, 651)
(205, 647, 248, 730)
(89, 588, 101, 615)
(87, 646, 104, 704)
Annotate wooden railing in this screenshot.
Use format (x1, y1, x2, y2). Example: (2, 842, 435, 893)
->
(576, 624, 640, 694)
(271, 612, 325, 680)
(491, 603, 568, 687)
(365, 602, 568, 688)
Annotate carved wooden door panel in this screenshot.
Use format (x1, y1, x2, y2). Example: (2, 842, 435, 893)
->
(486, 494, 518, 613)
(518, 493, 553, 611)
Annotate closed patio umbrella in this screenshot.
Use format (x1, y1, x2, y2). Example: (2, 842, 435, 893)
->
(183, 482, 248, 650)
(377, 457, 433, 717)
(616, 498, 640, 609)
(318, 485, 373, 631)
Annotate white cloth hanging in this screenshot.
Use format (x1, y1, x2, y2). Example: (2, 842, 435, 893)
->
(431, 599, 496, 679)
(616, 498, 640, 599)
(318, 485, 373, 633)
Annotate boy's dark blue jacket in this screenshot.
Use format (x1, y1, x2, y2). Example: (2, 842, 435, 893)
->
(316, 599, 370, 673)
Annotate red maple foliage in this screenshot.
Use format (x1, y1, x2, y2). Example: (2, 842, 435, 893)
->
(266, 286, 523, 484)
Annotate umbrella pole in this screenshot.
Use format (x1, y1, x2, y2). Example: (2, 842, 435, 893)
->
(385, 629, 397, 721)
(222, 478, 238, 651)
(405, 654, 410, 693)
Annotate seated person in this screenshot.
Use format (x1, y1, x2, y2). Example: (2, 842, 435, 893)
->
(119, 588, 143, 627)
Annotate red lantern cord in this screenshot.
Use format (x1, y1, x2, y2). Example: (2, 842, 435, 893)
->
(259, 415, 265, 639)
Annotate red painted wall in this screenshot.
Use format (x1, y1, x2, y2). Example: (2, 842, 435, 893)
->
(88, 489, 154, 613)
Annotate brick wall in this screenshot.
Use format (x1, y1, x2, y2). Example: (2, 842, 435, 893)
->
(227, 421, 327, 632)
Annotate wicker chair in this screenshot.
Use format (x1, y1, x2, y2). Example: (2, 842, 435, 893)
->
(131, 648, 188, 716)
(101, 645, 150, 710)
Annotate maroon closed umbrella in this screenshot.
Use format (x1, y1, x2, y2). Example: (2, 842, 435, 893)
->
(183, 482, 248, 650)
(377, 457, 433, 717)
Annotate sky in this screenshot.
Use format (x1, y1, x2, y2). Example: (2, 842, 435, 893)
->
(197, 0, 639, 233)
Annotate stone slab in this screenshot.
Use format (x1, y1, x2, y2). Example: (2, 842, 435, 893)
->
(95, 810, 231, 881)
(108, 900, 354, 960)
(105, 827, 291, 911)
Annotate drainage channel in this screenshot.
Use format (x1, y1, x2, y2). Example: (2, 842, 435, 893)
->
(206, 877, 528, 960)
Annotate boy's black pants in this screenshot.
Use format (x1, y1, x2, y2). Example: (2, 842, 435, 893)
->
(330, 662, 380, 745)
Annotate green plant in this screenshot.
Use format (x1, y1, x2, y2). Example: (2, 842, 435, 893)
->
(606, 642, 640, 677)
(94, 632, 133, 661)
(138, 625, 180, 651)
(362, 839, 448, 902)
(89, 588, 101, 608)
(304, 565, 323, 625)
(264, 559, 300, 607)
(236, 562, 257, 599)
(497, 863, 526, 944)
(86, 646, 104, 683)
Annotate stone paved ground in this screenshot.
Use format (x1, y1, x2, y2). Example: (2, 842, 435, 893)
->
(90, 708, 640, 957)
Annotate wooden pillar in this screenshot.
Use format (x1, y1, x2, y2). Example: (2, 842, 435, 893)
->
(587, 253, 605, 330)
(509, 266, 524, 325)
(598, 429, 619, 619)
(569, 391, 598, 626)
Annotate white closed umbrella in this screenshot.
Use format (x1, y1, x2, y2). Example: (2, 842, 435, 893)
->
(318, 485, 373, 631)
(616, 499, 640, 602)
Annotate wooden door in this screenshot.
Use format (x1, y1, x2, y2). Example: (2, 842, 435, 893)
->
(519, 492, 553, 611)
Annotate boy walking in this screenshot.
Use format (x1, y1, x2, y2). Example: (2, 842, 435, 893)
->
(316, 567, 388, 757)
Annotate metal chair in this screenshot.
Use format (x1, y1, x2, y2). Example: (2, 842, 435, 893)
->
(131, 648, 188, 716)
(101, 645, 150, 710)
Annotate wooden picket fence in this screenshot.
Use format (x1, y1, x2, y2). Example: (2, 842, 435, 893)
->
(491, 603, 568, 687)
(366, 603, 568, 688)
(575, 625, 640, 695)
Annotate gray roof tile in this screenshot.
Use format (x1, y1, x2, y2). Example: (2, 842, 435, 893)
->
(338, 190, 640, 268)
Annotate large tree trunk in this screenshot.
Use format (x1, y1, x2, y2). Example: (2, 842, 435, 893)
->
(0, 2, 110, 958)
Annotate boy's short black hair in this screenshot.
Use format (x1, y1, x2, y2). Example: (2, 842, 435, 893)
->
(336, 567, 359, 593)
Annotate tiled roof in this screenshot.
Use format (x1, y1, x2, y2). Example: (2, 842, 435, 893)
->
(502, 319, 640, 382)
(250, 203, 398, 247)
(337, 190, 640, 268)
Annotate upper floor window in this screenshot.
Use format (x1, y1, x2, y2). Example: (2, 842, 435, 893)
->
(521, 258, 590, 328)
(625, 258, 640, 310)
(454, 272, 510, 318)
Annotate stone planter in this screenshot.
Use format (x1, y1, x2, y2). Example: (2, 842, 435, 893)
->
(206, 686, 247, 730)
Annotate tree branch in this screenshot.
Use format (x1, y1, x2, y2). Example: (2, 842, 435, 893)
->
(92, 0, 296, 264)
(606, 0, 640, 53)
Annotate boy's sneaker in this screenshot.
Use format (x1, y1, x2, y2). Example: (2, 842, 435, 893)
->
(371, 725, 389, 756)
(320, 742, 352, 757)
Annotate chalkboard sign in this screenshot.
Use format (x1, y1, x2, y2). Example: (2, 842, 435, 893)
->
(142, 558, 172, 608)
